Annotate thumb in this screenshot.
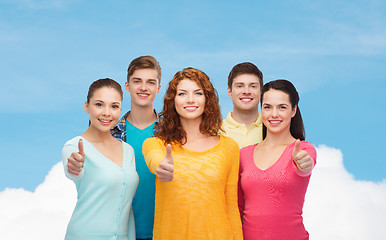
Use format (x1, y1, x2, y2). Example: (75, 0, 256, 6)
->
(165, 144, 173, 165)
(292, 139, 301, 160)
(78, 139, 85, 157)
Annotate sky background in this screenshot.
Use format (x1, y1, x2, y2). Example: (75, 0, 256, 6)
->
(0, 0, 385, 239)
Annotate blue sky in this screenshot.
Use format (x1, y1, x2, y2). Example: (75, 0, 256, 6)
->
(1, 0, 385, 191)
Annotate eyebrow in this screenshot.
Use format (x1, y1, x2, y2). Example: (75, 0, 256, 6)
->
(94, 100, 121, 104)
(132, 77, 158, 81)
(177, 88, 203, 92)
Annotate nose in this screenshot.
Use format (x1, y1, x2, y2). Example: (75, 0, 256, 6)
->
(187, 93, 194, 103)
(243, 86, 250, 94)
(102, 106, 111, 116)
(272, 107, 279, 117)
(140, 82, 147, 91)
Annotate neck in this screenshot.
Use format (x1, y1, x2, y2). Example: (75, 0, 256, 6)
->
(81, 126, 115, 144)
(180, 117, 207, 143)
(127, 104, 156, 129)
(262, 130, 295, 146)
(232, 108, 260, 128)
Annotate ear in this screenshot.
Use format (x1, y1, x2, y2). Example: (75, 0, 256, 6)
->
(227, 87, 232, 99)
(291, 105, 297, 118)
(157, 81, 161, 94)
(125, 81, 130, 93)
(84, 101, 89, 114)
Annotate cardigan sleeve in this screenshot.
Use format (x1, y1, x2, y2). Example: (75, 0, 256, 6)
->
(62, 141, 84, 181)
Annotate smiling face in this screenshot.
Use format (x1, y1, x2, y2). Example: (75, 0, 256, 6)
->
(126, 68, 160, 108)
(174, 79, 206, 122)
(261, 89, 296, 136)
(228, 73, 261, 113)
(84, 87, 122, 133)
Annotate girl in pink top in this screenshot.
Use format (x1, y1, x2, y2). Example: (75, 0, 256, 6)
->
(238, 79, 317, 240)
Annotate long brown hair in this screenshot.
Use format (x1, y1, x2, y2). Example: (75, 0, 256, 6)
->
(156, 67, 222, 145)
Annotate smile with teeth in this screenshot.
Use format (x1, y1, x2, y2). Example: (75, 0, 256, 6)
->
(269, 120, 281, 126)
(184, 106, 198, 111)
(138, 93, 149, 98)
(240, 98, 253, 103)
(99, 119, 112, 125)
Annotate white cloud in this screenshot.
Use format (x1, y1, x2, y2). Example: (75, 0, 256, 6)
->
(304, 145, 386, 240)
(0, 146, 385, 240)
(0, 162, 76, 240)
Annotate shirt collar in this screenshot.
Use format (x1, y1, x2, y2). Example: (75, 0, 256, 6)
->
(225, 111, 262, 128)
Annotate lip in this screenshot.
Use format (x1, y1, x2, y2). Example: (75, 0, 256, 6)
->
(137, 93, 150, 99)
(240, 97, 253, 103)
(268, 120, 282, 126)
(98, 118, 112, 126)
(184, 106, 198, 112)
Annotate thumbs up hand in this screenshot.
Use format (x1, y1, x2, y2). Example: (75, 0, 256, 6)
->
(292, 139, 312, 173)
(67, 139, 85, 175)
(156, 144, 174, 182)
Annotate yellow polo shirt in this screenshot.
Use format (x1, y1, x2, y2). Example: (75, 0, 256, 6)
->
(221, 112, 263, 148)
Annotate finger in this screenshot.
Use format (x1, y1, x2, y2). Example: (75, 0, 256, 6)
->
(72, 152, 85, 164)
(294, 151, 308, 163)
(78, 139, 85, 157)
(292, 139, 301, 160)
(165, 144, 173, 165)
(67, 162, 82, 175)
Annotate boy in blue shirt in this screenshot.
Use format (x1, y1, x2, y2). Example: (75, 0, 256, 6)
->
(111, 56, 161, 240)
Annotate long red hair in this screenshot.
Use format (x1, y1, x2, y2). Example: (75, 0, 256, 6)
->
(156, 67, 222, 145)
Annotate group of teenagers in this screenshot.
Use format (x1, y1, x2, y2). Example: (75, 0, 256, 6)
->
(62, 55, 317, 240)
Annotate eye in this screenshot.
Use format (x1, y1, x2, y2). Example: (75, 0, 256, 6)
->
(263, 105, 270, 109)
(96, 103, 102, 107)
(112, 104, 120, 109)
(148, 81, 156, 85)
(280, 106, 287, 110)
(195, 91, 203, 95)
(177, 92, 186, 96)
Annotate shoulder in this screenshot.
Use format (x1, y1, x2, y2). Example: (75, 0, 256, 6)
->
(240, 144, 256, 154)
(63, 136, 82, 148)
(143, 137, 165, 149)
(220, 135, 239, 149)
(222, 112, 234, 126)
(122, 141, 134, 152)
(300, 140, 317, 157)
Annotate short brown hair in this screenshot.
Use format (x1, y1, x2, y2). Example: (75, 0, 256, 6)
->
(156, 67, 222, 145)
(228, 62, 263, 91)
(127, 55, 161, 83)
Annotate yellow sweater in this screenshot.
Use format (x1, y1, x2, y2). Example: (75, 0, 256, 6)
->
(142, 135, 243, 240)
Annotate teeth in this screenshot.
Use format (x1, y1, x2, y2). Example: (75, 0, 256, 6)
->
(185, 107, 197, 110)
(240, 98, 252, 102)
(138, 93, 148, 96)
(270, 121, 281, 124)
(99, 120, 110, 123)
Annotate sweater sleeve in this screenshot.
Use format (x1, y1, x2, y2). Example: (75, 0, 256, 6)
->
(224, 139, 243, 240)
(62, 142, 84, 181)
(142, 137, 166, 174)
(292, 141, 317, 177)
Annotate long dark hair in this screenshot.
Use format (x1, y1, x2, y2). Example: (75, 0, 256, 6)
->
(261, 79, 305, 140)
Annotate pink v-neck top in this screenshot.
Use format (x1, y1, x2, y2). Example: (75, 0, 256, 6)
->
(238, 141, 316, 240)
